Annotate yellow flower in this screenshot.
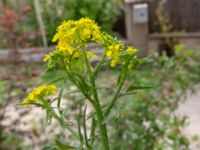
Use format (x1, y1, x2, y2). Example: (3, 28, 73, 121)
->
(52, 18, 101, 48)
(87, 52, 97, 59)
(43, 54, 50, 62)
(126, 46, 138, 54)
(73, 51, 82, 58)
(83, 29, 91, 39)
(21, 84, 57, 106)
(114, 44, 120, 51)
(106, 50, 112, 57)
(45, 18, 132, 69)
(106, 44, 121, 67)
(52, 33, 59, 43)
(44, 18, 100, 69)
(111, 59, 118, 67)
(59, 45, 74, 55)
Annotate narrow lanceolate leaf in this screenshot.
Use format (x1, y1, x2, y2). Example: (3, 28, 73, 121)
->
(102, 108, 119, 124)
(57, 88, 64, 113)
(127, 84, 154, 92)
(46, 110, 53, 125)
(90, 117, 96, 145)
(77, 112, 84, 148)
(87, 104, 107, 120)
(18, 102, 44, 108)
(47, 77, 66, 85)
(42, 145, 59, 150)
(83, 105, 92, 149)
(55, 139, 76, 150)
(118, 91, 137, 98)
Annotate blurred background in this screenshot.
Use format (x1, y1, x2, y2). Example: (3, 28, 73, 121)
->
(0, 0, 200, 149)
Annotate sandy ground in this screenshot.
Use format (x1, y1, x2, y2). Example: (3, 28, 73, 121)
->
(177, 85, 200, 150)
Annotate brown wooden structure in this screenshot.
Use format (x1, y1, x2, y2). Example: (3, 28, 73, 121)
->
(149, 0, 200, 33)
(124, 0, 200, 52)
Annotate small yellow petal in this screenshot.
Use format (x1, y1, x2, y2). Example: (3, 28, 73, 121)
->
(83, 29, 91, 39)
(108, 45, 114, 50)
(106, 50, 112, 57)
(43, 54, 50, 62)
(111, 59, 118, 67)
(87, 52, 96, 59)
(114, 44, 120, 50)
(52, 34, 58, 42)
(73, 51, 82, 58)
(127, 46, 138, 54)
(67, 46, 73, 55)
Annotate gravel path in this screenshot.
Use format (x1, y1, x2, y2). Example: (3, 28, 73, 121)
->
(176, 85, 200, 150)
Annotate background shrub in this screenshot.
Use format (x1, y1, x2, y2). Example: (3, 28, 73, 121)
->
(27, 0, 120, 45)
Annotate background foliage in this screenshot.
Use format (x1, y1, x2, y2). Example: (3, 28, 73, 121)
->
(109, 46, 200, 150)
(27, 0, 120, 45)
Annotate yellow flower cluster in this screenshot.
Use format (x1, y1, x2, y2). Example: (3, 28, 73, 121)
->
(43, 18, 138, 69)
(105, 45, 138, 67)
(43, 18, 100, 68)
(52, 18, 100, 54)
(21, 84, 57, 106)
(106, 44, 121, 67)
(126, 46, 138, 54)
(121, 46, 138, 69)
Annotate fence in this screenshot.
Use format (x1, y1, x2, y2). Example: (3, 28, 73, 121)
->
(149, 0, 200, 33)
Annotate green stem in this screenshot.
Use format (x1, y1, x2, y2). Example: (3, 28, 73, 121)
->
(90, 117, 96, 145)
(104, 56, 133, 117)
(62, 55, 109, 149)
(93, 53, 106, 79)
(83, 105, 92, 150)
(93, 102, 110, 150)
(82, 45, 110, 150)
(62, 59, 93, 103)
(104, 78, 125, 117)
(42, 99, 79, 139)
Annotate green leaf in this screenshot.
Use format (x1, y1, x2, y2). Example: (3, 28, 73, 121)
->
(42, 145, 59, 150)
(42, 70, 67, 85)
(90, 117, 96, 144)
(57, 88, 64, 112)
(18, 102, 43, 107)
(55, 139, 76, 150)
(118, 91, 137, 98)
(47, 77, 66, 85)
(77, 112, 84, 148)
(0, 80, 6, 104)
(72, 72, 91, 92)
(102, 108, 119, 124)
(87, 104, 107, 120)
(46, 111, 53, 125)
(83, 105, 92, 148)
(127, 84, 154, 92)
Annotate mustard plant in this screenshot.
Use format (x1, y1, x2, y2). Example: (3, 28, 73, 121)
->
(20, 18, 143, 150)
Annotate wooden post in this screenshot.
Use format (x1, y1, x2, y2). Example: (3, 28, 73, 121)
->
(124, 0, 149, 55)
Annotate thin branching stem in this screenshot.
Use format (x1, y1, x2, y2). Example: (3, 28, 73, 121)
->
(82, 44, 110, 150)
